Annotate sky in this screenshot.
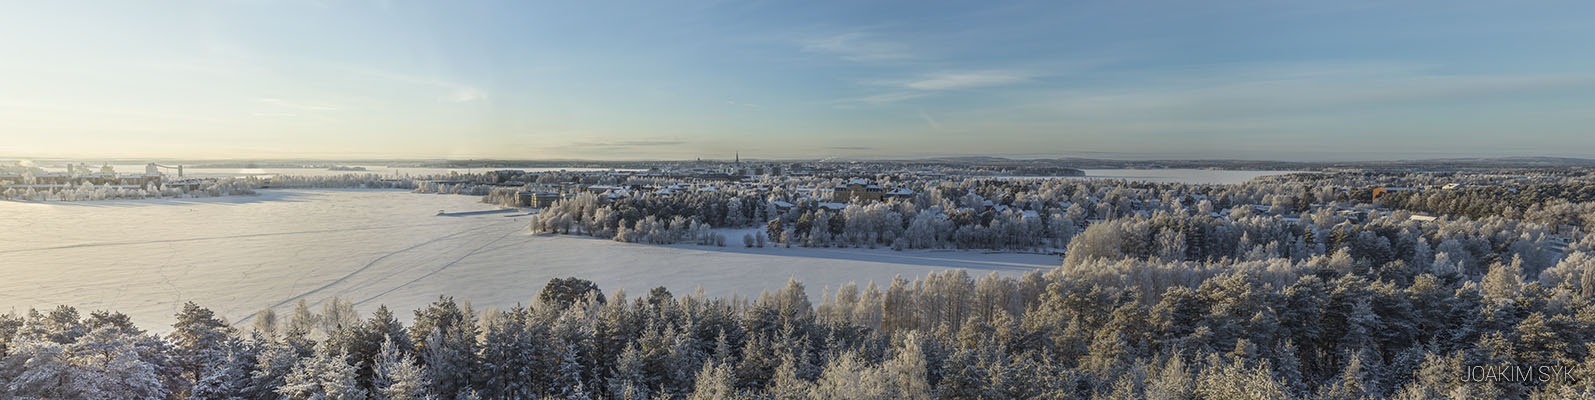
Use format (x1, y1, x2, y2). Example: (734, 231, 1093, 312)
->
(1, 0, 1593, 161)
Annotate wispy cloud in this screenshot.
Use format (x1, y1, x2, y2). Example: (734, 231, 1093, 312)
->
(800, 32, 915, 63)
(840, 70, 1034, 105)
(827, 146, 875, 151)
(903, 70, 1030, 90)
(841, 91, 932, 106)
(916, 109, 943, 129)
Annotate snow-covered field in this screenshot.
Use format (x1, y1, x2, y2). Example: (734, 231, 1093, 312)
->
(0, 189, 1059, 330)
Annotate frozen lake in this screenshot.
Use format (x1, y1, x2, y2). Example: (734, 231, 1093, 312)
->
(0, 189, 1059, 330)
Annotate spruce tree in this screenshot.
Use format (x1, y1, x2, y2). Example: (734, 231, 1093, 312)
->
(169, 302, 233, 397)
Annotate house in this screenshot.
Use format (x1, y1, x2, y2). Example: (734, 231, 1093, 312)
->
(1337, 208, 1374, 222)
(34, 173, 69, 185)
(165, 180, 206, 191)
(516, 191, 563, 208)
(116, 174, 161, 187)
(883, 187, 915, 200)
(831, 179, 884, 202)
(771, 200, 795, 213)
(585, 184, 625, 193)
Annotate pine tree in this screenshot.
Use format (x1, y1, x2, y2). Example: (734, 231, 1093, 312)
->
(608, 342, 650, 399)
(1144, 354, 1193, 400)
(1, 339, 75, 398)
(1482, 257, 1525, 301)
(278, 340, 366, 400)
(372, 334, 430, 400)
(733, 332, 777, 391)
(767, 351, 812, 400)
(1194, 354, 1290, 400)
(551, 341, 585, 398)
(189, 345, 248, 400)
(346, 305, 409, 392)
(934, 347, 991, 400)
(1316, 352, 1369, 400)
(2, 323, 168, 399)
(248, 334, 302, 399)
(687, 362, 736, 400)
(411, 296, 478, 397)
(170, 302, 234, 397)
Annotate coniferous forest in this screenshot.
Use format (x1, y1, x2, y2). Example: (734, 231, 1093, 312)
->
(8, 169, 1595, 399)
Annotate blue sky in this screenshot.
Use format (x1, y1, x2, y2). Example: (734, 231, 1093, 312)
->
(2, 0, 1593, 161)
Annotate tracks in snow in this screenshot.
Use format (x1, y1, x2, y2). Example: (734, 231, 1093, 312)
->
(0, 221, 467, 255)
(232, 219, 519, 325)
(353, 229, 518, 307)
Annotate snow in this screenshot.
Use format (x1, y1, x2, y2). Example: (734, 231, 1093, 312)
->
(99, 164, 638, 179)
(0, 189, 1059, 331)
(999, 169, 1299, 185)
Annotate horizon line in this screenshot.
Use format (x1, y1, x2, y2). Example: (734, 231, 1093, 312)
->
(4, 154, 1593, 165)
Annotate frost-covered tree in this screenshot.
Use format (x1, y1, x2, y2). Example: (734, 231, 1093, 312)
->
(410, 297, 477, 397)
(687, 362, 736, 400)
(1, 323, 167, 399)
(372, 334, 429, 400)
(189, 346, 248, 400)
(278, 341, 365, 400)
(169, 302, 233, 397)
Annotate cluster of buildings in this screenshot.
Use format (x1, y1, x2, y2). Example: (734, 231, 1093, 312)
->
(829, 178, 915, 202)
(0, 163, 174, 192)
(434, 154, 944, 211)
(482, 170, 923, 212)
